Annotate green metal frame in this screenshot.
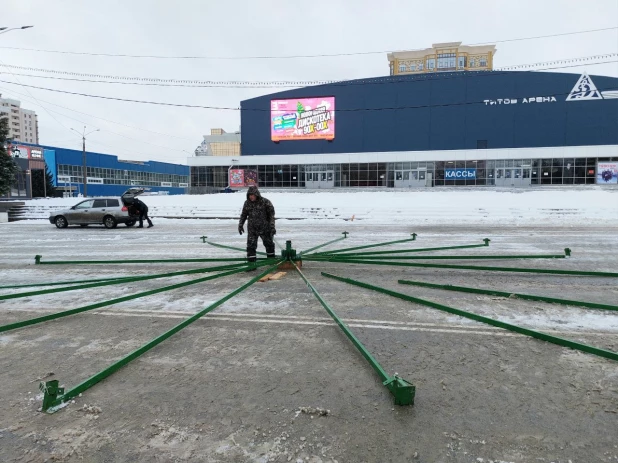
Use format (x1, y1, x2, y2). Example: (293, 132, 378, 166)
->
(298, 232, 349, 256)
(200, 236, 267, 256)
(311, 240, 490, 258)
(398, 280, 618, 312)
(40, 262, 282, 413)
(305, 233, 417, 256)
(306, 253, 567, 261)
(293, 263, 415, 405)
(0, 276, 133, 290)
(321, 272, 618, 363)
(310, 259, 618, 277)
(34, 255, 261, 265)
(0, 263, 250, 302)
(0, 266, 270, 333)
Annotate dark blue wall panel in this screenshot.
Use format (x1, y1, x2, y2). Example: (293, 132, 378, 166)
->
(240, 71, 618, 155)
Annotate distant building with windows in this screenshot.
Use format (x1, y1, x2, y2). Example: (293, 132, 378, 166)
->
(194, 128, 241, 156)
(0, 93, 39, 144)
(388, 42, 496, 75)
(3, 142, 189, 199)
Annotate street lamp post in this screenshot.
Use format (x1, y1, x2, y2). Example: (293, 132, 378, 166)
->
(71, 126, 100, 197)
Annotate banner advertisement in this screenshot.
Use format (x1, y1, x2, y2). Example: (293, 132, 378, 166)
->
(271, 97, 335, 141)
(445, 168, 477, 180)
(229, 169, 259, 187)
(229, 169, 245, 187)
(7, 143, 30, 159)
(596, 162, 618, 184)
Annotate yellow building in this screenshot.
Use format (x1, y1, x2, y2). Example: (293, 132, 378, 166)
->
(388, 42, 496, 75)
(195, 128, 241, 157)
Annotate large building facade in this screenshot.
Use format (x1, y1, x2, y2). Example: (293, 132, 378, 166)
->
(0, 93, 39, 144)
(195, 128, 241, 156)
(3, 142, 189, 199)
(189, 69, 618, 189)
(387, 42, 496, 76)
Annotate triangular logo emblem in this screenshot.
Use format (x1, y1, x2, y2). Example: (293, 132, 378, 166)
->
(566, 73, 603, 101)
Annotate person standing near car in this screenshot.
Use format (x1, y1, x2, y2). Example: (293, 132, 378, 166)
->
(133, 197, 153, 228)
(238, 186, 276, 266)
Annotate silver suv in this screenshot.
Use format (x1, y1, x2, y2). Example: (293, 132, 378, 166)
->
(49, 189, 143, 229)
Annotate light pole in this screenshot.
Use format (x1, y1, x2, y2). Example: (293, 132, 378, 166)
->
(71, 126, 100, 197)
(0, 25, 34, 36)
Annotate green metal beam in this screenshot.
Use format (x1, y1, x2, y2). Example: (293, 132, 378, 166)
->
(309, 258, 618, 278)
(306, 253, 566, 261)
(305, 233, 417, 256)
(0, 262, 253, 302)
(293, 263, 415, 405)
(0, 276, 133, 290)
(311, 241, 490, 258)
(200, 236, 267, 256)
(298, 232, 349, 256)
(321, 272, 618, 363)
(0, 268, 253, 333)
(40, 262, 283, 413)
(34, 255, 260, 265)
(398, 280, 618, 312)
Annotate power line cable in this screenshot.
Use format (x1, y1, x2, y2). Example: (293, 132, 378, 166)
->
(0, 84, 196, 141)
(2, 54, 616, 87)
(1, 62, 616, 113)
(0, 27, 616, 60)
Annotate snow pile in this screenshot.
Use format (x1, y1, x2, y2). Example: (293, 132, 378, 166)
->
(20, 187, 618, 225)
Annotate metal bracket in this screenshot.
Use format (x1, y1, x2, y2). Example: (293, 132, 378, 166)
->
(281, 240, 298, 261)
(564, 248, 571, 257)
(342, 231, 349, 238)
(383, 375, 416, 405)
(483, 238, 491, 246)
(35, 255, 42, 265)
(200, 236, 207, 243)
(40, 380, 64, 413)
(411, 233, 417, 240)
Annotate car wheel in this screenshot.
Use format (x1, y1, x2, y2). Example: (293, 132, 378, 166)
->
(79, 224, 88, 228)
(103, 215, 117, 229)
(125, 220, 136, 227)
(54, 216, 68, 229)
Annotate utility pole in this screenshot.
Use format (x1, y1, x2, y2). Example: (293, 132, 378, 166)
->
(71, 126, 99, 198)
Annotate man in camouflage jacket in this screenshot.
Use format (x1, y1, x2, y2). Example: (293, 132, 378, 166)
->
(238, 185, 276, 262)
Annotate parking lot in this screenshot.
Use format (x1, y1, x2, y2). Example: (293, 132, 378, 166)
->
(1, 220, 617, 463)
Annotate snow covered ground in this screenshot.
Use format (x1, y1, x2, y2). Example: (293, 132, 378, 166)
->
(21, 186, 618, 224)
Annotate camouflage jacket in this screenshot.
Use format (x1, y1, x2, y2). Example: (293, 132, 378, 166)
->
(239, 186, 275, 233)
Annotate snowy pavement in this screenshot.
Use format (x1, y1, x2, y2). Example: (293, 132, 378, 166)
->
(1, 205, 618, 462)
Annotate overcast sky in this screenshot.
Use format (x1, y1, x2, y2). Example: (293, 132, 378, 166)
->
(1, 0, 617, 164)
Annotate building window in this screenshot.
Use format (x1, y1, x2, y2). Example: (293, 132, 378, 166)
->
(426, 58, 435, 70)
(437, 53, 456, 69)
(458, 56, 466, 68)
(399, 64, 406, 73)
(479, 57, 487, 67)
(418, 63, 423, 71)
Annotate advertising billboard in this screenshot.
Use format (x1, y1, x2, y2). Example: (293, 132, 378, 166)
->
(596, 162, 618, 184)
(7, 143, 30, 159)
(229, 169, 259, 187)
(271, 97, 335, 141)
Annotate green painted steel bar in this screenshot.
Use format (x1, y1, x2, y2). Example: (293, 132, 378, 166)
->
(0, 262, 254, 302)
(35, 255, 259, 265)
(306, 253, 566, 261)
(321, 272, 618, 363)
(200, 235, 267, 256)
(0, 276, 134, 290)
(0, 268, 251, 333)
(293, 263, 415, 405)
(308, 258, 618, 278)
(398, 280, 618, 312)
(311, 241, 489, 258)
(304, 233, 417, 256)
(298, 232, 349, 256)
(41, 262, 283, 413)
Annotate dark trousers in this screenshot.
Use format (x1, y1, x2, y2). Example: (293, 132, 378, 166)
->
(247, 230, 275, 261)
(139, 208, 153, 227)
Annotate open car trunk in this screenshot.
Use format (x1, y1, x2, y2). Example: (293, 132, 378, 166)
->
(121, 188, 146, 218)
